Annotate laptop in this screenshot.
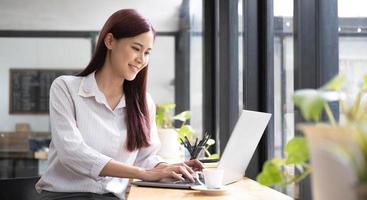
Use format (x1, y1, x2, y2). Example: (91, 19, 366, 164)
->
(132, 110, 271, 189)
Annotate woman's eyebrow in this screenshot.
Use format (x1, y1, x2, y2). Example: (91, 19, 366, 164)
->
(133, 42, 152, 50)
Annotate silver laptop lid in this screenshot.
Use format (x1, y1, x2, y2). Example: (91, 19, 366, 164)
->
(218, 110, 271, 185)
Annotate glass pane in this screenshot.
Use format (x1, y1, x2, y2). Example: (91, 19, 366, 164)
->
(238, 0, 243, 110)
(189, 0, 203, 135)
(274, 0, 294, 196)
(338, 0, 367, 107)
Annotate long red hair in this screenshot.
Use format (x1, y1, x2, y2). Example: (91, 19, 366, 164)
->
(78, 9, 156, 151)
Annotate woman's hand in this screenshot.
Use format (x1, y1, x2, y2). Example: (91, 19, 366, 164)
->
(138, 160, 204, 182)
(182, 159, 204, 171)
(139, 162, 195, 182)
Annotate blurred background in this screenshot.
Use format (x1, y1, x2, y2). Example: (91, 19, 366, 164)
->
(0, 0, 366, 198)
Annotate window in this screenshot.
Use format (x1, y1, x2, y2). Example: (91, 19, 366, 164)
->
(238, 0, 244, 109)
(338, 0, 367, 103)
(273, 0, 295, 195)
(189, 0, 203, 135)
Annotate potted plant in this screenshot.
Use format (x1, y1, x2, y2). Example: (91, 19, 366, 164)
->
(155, 103, 219, 161)
(155, 103, 194, 159)
(257, 74, 367, 200)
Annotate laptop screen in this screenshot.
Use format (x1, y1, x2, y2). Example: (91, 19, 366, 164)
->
(218, 110, 271, 185)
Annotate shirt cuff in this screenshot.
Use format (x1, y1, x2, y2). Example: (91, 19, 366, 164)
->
(90, 154, 112, 179)
(145, 155, 165, 169)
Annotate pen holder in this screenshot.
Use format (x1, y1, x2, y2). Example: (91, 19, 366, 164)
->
(180, 132, 212, 160)
(189, 146, 204, 160)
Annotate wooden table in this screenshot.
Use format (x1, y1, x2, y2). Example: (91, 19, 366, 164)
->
(127, 177, 293, 200)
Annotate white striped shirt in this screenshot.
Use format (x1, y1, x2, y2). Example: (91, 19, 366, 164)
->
(35, 71, 162, 199)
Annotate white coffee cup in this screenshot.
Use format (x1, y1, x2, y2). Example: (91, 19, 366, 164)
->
(200, 169, 224, 189)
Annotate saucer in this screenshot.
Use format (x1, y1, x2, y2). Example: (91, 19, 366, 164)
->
(191, 185, 227, 195)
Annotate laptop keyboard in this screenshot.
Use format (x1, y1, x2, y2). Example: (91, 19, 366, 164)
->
(157, 172, 205, 186)
(172, 180, 197, 185)
(171, 177, 204, 185)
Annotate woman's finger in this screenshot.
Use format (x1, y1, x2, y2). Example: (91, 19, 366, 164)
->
(181, 163, 194, 174)
(185, 159, 204, 171)
(175, 166, 194, 182)
(170, 171, 184, 181)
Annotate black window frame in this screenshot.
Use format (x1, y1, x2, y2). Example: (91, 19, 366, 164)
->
(204, 1, 340, 200)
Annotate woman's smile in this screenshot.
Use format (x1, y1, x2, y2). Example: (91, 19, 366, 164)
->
(128, 63, 140, 72)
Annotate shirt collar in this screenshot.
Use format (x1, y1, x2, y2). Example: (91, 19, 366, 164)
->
(78, 71, 126, 109)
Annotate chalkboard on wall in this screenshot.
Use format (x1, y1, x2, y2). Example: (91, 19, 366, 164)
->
(9, 69, 81, 114)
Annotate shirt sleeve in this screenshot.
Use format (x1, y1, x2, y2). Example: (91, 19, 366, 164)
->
(49, 77, 112, 180)
(134, 93, 164, 169)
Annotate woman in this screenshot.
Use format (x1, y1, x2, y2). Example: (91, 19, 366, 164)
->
(36, 9, 203, 200)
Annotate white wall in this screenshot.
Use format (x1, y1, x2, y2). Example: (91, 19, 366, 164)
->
(148, 36, 175, 105)
(0, 0, 182, 31)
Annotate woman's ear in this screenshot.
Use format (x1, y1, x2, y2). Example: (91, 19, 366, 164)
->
(104, 33, 115, 50)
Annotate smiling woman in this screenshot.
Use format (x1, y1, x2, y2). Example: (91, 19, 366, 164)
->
(103, 32, 153, 81)
(95, 32, 154, 111)
(35, 9, 203, 200)
(77, 9, 155, 152)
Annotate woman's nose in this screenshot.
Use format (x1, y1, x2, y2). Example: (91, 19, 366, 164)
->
(136, 53, 144, 64)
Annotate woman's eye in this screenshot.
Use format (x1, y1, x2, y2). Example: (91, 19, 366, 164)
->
(132, 46, 140, 51)
(145, 52, 151, 56)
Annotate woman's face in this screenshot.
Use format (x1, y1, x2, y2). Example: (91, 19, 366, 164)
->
(105, 31, 154, 81)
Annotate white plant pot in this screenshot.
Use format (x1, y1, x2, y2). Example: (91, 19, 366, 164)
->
(157, 128, 180, 159)
(300, 124, 358, 200)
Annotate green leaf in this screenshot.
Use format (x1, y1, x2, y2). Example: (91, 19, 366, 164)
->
(177, 125, 194, 141)
(174, 111, 191, 122)
(319, 91, 341, 102)
(322, 74, 346, 91)
(159, 103, 176, 111)
(207, 154, 219, 159)
(156, 103, 176, 128)
(256, 160, 284, 186)
(293, 89, 326, 122)
(285, 137, 309, 165)
(155, 110, 164, 128)
(363, 75, 367, 90)
(271, 158, 286, 166)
